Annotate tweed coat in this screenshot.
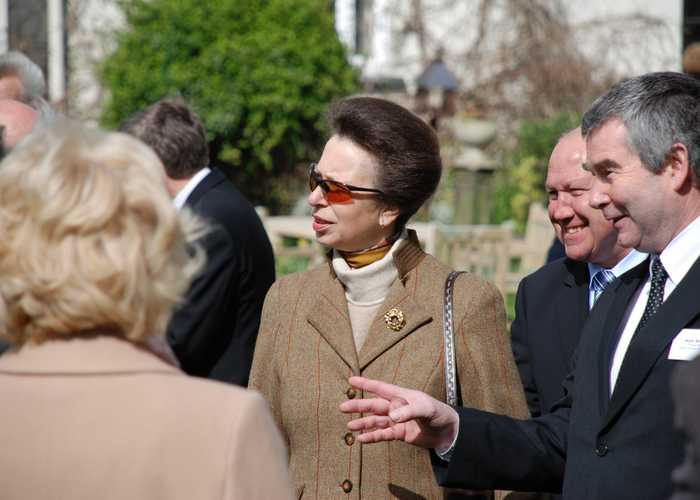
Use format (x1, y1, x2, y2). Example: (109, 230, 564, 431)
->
(0, 335, 293, 500)
(249, 234, 529, 500)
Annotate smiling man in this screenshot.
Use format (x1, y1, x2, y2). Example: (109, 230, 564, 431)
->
(339, 72, 700, 500)
(511, 129, 645, 426)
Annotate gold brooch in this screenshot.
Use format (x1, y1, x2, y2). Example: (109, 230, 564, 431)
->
(384, 307, 406, 332)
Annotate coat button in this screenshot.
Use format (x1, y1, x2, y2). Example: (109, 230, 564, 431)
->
(344, 432, 355, 446)
(341, 479, 353, 493)
(346, 387, 357, 399)
(595, 440, 608, 457)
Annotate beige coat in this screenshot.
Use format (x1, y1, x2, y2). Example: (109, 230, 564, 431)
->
(0, 335, 293, 500)
(250, 235, 528, 499)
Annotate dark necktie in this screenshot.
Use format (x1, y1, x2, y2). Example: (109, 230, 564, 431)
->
(591, 269, 616, 305)
(636, 257, 668, 332)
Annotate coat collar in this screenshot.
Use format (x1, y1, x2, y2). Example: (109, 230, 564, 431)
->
(562, 258, 590, 288)
(310, 231, 430, 373)
(184, 167, 226, 207)
(558, 259, 590, 364)
(325, 229, 427, 281)
(0, 335, 181, 376)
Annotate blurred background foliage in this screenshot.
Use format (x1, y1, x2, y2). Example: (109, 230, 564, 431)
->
(490, 112, 581, 232)
(100, 0, 358, 213)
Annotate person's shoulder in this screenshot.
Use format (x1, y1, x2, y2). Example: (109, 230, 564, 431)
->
(155, 372, 265, 413)
(415, 253, 500, 300)
(521, 257, 586, 289)
(191, 170, 259, 219)
(268, 262, 330, 294)
(272, 262, 333, 289)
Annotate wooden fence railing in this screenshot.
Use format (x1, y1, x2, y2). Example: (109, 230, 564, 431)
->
(260, 203, 553, 300)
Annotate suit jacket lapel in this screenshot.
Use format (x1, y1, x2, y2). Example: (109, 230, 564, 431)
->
(558, 260, 590, 362)
(358, 275, 432, 371)
(306, 272, 360, 373)
(602, 256, 700, 430)
(592, 262, 647, 417)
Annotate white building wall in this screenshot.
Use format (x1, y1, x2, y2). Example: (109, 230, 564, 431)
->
(334, 0, 356, 50)
(67, 0, 124, 119)
(338, 0, 683, 89)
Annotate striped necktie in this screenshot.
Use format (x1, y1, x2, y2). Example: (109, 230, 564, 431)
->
(591, 269, 616, 305)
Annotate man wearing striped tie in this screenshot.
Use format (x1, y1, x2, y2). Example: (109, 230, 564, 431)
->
(511, 128, 647, 424)
(508, 128, 646, 500)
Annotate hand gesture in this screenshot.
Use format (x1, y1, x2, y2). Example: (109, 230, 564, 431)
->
(339, 376, 459, 452)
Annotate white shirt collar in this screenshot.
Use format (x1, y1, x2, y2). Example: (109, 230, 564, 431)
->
(658, 214, 700, 287)
(587, 248, 648, 282)
(172, 167, 211, 211)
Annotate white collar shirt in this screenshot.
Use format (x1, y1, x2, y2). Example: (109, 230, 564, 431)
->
(587, 249, 648, 310)
(172, 167, 211, 211)
(610, 215, 700, 394)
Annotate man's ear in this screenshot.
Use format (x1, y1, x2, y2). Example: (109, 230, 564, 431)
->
(667, 142, 693, 192)
(379, 205, 401, 228)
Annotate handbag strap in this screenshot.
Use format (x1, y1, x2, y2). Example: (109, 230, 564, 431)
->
(443, 271, 465, 407)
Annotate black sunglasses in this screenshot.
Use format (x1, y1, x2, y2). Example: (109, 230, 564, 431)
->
(308, 163, 384, 202)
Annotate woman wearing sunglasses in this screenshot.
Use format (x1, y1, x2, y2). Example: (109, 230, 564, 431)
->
(250, 97, 527, 500)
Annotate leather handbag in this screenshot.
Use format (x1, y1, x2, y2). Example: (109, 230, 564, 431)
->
(443, 271, 496, 500)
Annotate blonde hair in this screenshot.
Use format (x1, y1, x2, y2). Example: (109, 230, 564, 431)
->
(0, 120, 203, 345)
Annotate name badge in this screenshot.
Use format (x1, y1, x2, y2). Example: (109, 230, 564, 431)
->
(668, 329, 700, 361)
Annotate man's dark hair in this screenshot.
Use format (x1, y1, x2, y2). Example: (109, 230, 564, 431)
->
(582, 72, 700, 183)
(328, 96, 442, 228)
(120, 98, 209, 179)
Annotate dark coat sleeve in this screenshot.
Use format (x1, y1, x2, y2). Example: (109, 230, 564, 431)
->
(166, 224, 243, 381)
(433, 365, 573, 493)
(510, 276, 541, 417)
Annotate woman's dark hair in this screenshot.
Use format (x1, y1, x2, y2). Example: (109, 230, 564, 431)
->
(328, 96, 442, 228)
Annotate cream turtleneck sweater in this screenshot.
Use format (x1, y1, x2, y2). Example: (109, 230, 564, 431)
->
(331, 233, 405, 352)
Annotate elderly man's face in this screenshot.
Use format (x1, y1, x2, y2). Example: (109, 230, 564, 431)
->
(587, 119, 671, 254)
(0, 99, 37, 151)
(546, 131, 627, 267)
(0, 74, 25, 101)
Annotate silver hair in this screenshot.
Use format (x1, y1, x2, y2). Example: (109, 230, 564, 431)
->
(0, 51, 46, 101)
(25, 95, 56, 127)
(581, 72, 700, 181)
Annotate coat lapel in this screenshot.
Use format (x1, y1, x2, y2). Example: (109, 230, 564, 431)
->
(306, 271, 360, 373)
(558, 260, 590, 362)
(602, 256, 700, 430)
(358, 275, 432, 371)
(307, 231, 430, 374)
(593, 261, 648, 417)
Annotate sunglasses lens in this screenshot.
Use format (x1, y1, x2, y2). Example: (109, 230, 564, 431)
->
(308, 165, 352, 203)
(324, 181, 352, 203)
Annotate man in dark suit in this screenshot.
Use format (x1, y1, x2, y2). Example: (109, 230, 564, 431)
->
(512, 129, 645, 420)
(122, 99, 275, 386)
(340, 72, 700, 500)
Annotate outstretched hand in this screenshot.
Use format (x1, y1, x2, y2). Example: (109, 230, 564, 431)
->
(339, 376, 459, 452)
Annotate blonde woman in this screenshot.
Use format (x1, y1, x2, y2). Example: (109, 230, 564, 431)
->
(0, 122, 292, 500)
